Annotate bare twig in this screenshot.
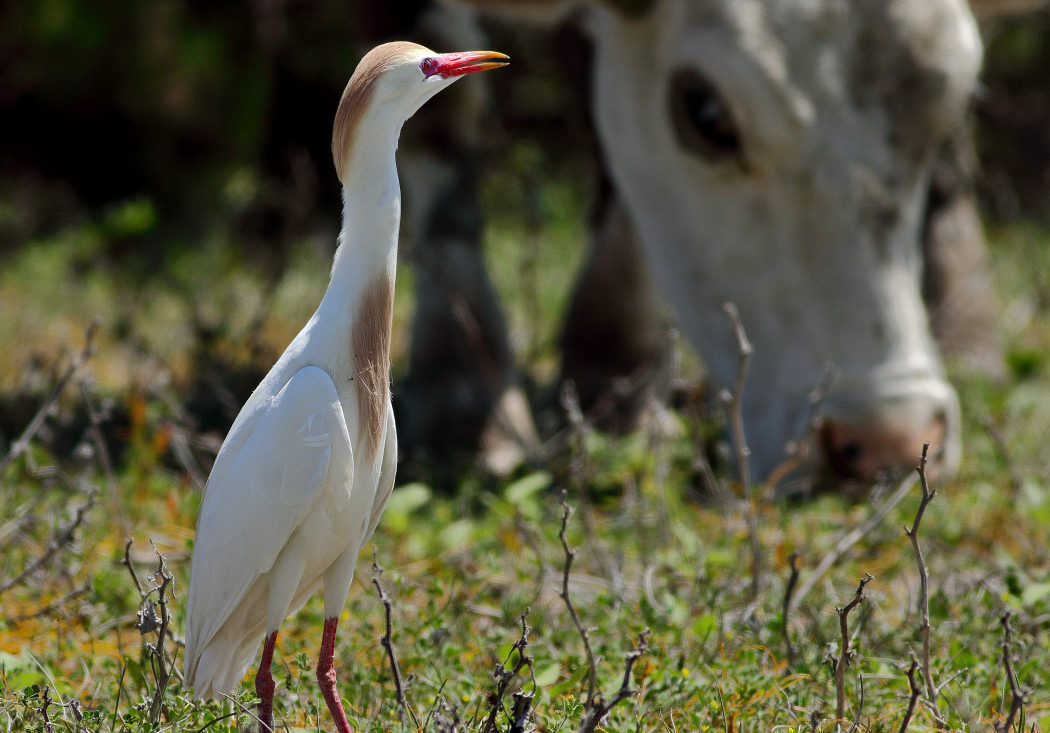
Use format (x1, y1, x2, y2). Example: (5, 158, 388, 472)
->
(721, 303, 753, 491)
(0, 321, 100, 474)
(793, 470, 917, 609)
(146, 540, 174, 723)
(782, 552, 801, 667)
(482, 609, 534, 733)
(121, 537, 145, 592)
(576, 629, 650, 733)
(835, 573, 874, 730)
(371, 550, 418, 728)
(424, 691, 462, 733)
(904, 443, 944, 725)
(558, 492, 648, 732)
(995, 612, 1027, 733)
(36, 685, 56, 733)
(897, 654, 921, 733)
(122, 539, 178, 723)
(933, 668, 969, 699)
(721, 303, 762, 600)
(558, 491, 598, 702)
(0, 491, 96, 596)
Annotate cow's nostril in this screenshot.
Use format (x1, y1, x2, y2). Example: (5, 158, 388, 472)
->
(839, 441, 862, 463)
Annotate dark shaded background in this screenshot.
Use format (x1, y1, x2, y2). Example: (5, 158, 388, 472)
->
(3, 2, 1046, 262)
(0, 0, 597, 271)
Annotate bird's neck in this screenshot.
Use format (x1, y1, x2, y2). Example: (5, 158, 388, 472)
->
(318, 138, 402, 459)
(330, 137, 402, 290)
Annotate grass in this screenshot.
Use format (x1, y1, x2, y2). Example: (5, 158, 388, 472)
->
(1, 177, 1049, 732)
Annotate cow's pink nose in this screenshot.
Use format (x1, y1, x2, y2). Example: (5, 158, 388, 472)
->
(819, 411, 947, 482)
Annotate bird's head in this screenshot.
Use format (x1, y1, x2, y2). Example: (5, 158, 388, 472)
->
(333, 41, 509, 183)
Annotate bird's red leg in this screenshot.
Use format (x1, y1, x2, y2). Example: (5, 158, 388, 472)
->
(316, 616, 352, 733)
(255, 631, 279, 733)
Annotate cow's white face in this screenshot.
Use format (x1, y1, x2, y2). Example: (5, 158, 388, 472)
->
(585, 0, 982, 485)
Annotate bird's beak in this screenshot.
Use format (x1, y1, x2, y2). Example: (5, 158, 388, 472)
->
(430, 50, 510, 79)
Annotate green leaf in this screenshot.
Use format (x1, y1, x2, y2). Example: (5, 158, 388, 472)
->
(383, 483, 432, 532)
(1022, 582, 1050, 607)
(505, 472, 551, 506)
(692, 613, 718, 641)
(534, 663, 561, 688)
(547, 664, 590, 699)
(439, 518, 476, 550)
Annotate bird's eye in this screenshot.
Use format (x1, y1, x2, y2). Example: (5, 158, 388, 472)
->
(669, 68, 742, 163)
(421, 58, 437, 77)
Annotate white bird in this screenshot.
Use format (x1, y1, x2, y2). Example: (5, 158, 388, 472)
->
(182, 42, 509, 733)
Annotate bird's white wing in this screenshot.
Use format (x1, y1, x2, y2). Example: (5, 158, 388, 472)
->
(365, 403, 397, 539)
(185, 366, 354, 662)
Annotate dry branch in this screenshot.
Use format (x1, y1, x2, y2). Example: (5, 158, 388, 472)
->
(720, 302, 752, 491)
(558, 492, 648, 732)
(122, 539, 177, 723)
(903, 443, 944, 725)
(995, 612, 1027, 733)
(371, 550, 418, 728)
(121, 539, 178, 723)
(558, 491, 598, 702)
(721, 302, 763, 600)
(782, 552, 801, 667)
(575, 629, 650, 733)
(482, 609, 534, 733)
(835, 573, 873, 730)
(897, 654, 921, 733)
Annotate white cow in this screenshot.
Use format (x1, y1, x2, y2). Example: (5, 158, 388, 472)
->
(398, 0, 1035, 491)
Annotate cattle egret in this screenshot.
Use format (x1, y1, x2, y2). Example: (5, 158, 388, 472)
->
(182, 42, 508, 733)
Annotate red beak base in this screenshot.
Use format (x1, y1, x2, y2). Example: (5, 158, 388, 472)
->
(423, 50, 510, 79)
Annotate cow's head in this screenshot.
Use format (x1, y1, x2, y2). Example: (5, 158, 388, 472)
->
(451, 0, 989, 488)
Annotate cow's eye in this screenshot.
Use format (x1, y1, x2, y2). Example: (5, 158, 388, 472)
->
(670, 69, 742, 162)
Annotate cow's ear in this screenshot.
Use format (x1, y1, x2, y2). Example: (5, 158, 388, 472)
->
(437, 0, 654, 23)
(969, 0, 1047, 21)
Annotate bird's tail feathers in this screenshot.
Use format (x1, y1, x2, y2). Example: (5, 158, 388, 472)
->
(184, 626, 264, 699)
